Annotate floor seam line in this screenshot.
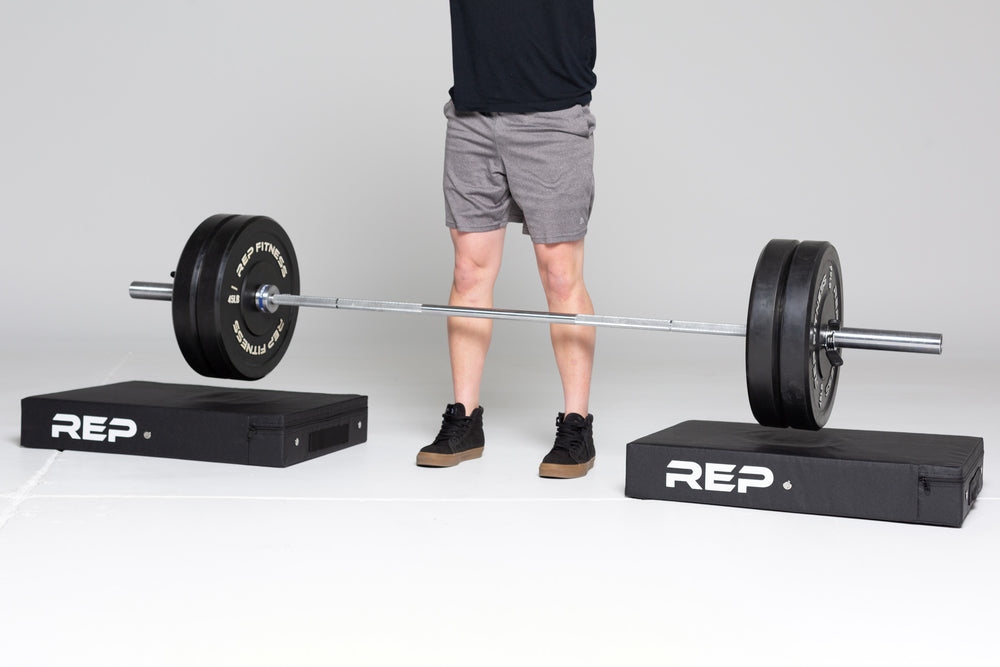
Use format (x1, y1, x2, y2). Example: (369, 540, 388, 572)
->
(0, 452, 61, 532)
(25, 494, 631, 502)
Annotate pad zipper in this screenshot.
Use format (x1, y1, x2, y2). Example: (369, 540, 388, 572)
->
(919, 475, 963, 495)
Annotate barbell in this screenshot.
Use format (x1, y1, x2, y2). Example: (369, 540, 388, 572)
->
(129, 214, 942, 430)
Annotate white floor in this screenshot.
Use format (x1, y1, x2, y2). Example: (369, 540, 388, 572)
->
(2, 322, 997, 666)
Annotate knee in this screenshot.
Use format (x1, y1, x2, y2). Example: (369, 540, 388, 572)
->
(452, 255, 496, 297)
(539, 264, 583, 303)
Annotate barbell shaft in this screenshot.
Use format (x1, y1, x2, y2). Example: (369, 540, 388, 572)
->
(274, 293, 748, 336)
(128, 281, 943, 355)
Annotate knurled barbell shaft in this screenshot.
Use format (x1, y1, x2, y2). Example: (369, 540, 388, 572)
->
(273, 293, 749, 336)
(128, 281, 943, 355)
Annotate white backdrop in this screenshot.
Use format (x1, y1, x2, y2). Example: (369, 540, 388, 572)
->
(3, 1, 997, 366)
(1, 7, 998, 664)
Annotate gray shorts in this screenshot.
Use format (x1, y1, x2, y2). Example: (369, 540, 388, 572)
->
(443, 100, 596, 244)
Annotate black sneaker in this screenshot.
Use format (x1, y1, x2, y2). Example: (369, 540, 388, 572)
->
(539, 412, 595, 479)
(416, 403, 485, 467)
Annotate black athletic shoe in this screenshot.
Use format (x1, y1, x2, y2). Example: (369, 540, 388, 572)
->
(416, 403, 485, 467)
(539, 412, 595, 479)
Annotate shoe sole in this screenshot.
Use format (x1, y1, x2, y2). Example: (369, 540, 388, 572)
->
(416, 447, 484, 468)
(538, 457, 595, 479)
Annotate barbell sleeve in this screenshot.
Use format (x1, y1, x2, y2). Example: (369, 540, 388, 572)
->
(129, 282, 173, 301)
(825, 327, 942, 355)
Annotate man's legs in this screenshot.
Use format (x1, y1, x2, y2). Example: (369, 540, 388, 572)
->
(534, 237, 596, 478)
(416, 227, 505, 468)
(533, 238, 595, 416)
(449, 227, 506, 411)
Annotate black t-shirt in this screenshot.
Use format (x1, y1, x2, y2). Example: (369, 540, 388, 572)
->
(448, 0, 597, 112)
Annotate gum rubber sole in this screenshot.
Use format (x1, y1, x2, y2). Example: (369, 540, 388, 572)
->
(538, 457, 595, 479)
(416, 447, 484, 468)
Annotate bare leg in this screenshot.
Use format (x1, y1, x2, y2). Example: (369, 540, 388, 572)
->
(448, 227, 506, 410)
(533, 239, 595, 416)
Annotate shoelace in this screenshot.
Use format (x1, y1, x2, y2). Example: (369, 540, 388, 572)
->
(434, 411, 471, 444)
(553, 417, 588, 452)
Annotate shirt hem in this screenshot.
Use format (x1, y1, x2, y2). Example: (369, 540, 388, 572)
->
(450, 92, 593, 114)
